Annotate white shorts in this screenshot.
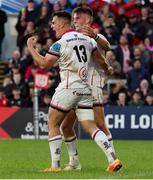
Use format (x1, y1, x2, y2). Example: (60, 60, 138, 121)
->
(91, 86, 103, 106)
(50, 87, 94, 121)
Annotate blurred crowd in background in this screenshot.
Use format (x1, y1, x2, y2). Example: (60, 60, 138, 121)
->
(0, 0, 153, 107)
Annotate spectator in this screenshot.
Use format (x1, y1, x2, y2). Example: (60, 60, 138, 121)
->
(38, 25, 54, 44)
(138, 79, 150, 99)
(110, 0, 125, 17)
(106, 50, 121, 78)
(89, 0, 106, 16)
(7, 86, 26, 107)
(52, 1, 62, 12)
(140, 7, 149, 22)
(103, 90, 110, 107)
(42, 38, 54, 55)
(102, 24, 119, 49)
(0, 86, 8, 107)
(144, 37, 153, 52)
(11, 64, 20, 76)
(127, 13, 145, 45)
(111, 92, 128, 106)
(115, 6, 127, 34)
(121, 0, 141, 17)
(144, 13, 153, 43)
(145, 91, 153, 106)
(15, 0, 37, 53)
(35, 5, 51, 32)
(128, 91, 144, 106)
(37, 0, 53, 14)
(20, 46, 33, 76)
(24, 21, 35, 37)
(138, 43, 152, 71)
(91, 23, 101, 34)
(109, 80, 128, 104)
(25, 87, 35, 107)
(115, 35, 133, 77)
(11, 73, 28, 98)
(0, 9, 7, 59)
(7, 50, 21, 73)
(58, 0, 74, 12)
(40, 93, 51, 107)
(2, 75, 13, 98)
(127, 59, 150, 92)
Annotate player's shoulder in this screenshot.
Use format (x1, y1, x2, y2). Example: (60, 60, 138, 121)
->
(62, 31, 77, 39)
(97, 33, 108, 41)
(49, 40, 61, 53)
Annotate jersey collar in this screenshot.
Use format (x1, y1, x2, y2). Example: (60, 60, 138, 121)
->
(62, 28, 75, 36)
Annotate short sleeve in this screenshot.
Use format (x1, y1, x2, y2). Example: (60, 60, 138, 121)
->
(98, 34, 108, 42)
(48, 42, 61, 57)
(91, 38, 97, 53)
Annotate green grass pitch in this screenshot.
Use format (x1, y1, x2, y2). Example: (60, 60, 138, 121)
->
(0, 139, 153, 179)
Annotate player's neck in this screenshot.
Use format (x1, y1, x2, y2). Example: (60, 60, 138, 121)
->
(62, 26, 75, 36)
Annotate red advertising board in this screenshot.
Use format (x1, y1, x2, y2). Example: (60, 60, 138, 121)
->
(34, 73, 49, 89)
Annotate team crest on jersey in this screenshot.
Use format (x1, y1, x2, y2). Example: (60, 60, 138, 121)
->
(78, 66, 88, 82)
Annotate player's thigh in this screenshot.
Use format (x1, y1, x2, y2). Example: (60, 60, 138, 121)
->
(51, 88, 79, 111)
(93, 105, 106, 125)
(61, 110, 76, 130)
(75, 88, 94, 122)
(48, 107, 67, 127)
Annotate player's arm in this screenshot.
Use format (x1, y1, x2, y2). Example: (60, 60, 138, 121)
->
(27, 36, 58, 69)
(92, 49, 113, 76)
(78, 25, 111, 51)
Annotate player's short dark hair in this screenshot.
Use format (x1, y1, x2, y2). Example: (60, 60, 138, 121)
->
(52, 11, 71, 23)
(72, 7, 93, 17)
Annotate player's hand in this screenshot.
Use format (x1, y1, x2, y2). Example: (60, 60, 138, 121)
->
(106, 66, 114, 76)
(77, 25, 96, 39)
(27, 36, 37, 48)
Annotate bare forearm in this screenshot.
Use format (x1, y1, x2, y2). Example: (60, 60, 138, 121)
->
(95, 35, 111, 51)
(98, 54, 109, 70)
(92, 50, 113, 75)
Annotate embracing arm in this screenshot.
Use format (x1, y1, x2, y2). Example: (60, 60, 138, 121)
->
(78, 25, 111, 51)
(27, 36, 58, 69)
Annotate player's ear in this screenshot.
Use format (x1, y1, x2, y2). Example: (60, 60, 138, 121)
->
(86, 15, 93, 25)
(61, 21, 66, 28)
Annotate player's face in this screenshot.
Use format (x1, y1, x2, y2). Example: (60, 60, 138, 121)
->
(51, 16, 63, 38)
(73, 13, 90, 30)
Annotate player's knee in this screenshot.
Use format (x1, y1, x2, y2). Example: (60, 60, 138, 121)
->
(60, 123, 73, 136)
(96, 120, 106, 130)
(80, 121, 97, 135)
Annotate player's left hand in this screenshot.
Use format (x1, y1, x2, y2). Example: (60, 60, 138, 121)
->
(27, 36, 37, 48)
(106, 66, 114, 76)
(77, 25, 96, 39)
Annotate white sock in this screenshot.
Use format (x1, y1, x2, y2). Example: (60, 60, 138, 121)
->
(107, 134, 116, 155)
(64, 136, 80, 166)
(48, 135, 62, 168)
(92, 129, 116, 163)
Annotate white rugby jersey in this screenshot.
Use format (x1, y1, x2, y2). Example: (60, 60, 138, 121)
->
(48, 30, 97, 88)
(88, 34, 108, 87)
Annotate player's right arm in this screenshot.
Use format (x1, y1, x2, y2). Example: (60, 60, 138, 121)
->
(27, 36, 59, 69)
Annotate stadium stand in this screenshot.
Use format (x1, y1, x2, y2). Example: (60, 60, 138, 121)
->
(0, 0, 153, 107)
